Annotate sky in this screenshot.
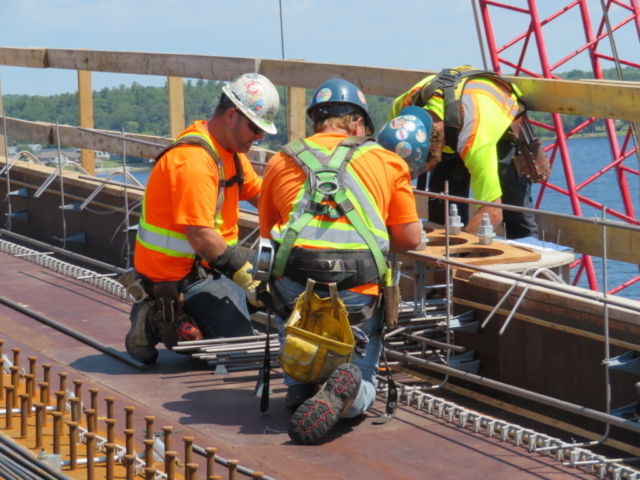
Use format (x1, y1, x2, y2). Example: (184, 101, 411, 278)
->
(1, 0, 639, 97)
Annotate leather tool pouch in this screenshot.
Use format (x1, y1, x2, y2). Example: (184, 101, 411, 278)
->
(384, 285, 400, 330)
(509, 115, 550, 183)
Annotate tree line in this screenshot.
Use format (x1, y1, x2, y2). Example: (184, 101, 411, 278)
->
(3, 66, 638, 153)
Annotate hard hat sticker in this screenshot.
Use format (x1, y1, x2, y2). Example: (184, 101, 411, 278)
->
(248, 96, 264, 112)
(415, 130, 427, 143)
(395, 128, 409, 141)
(403, 121, 416, 132)
(357, 90, 367, 105)
(396, 142, 412, 158)
(390, 118, 405, 129)
(316, 88, 332, 103)
(247, 82, 262, 95)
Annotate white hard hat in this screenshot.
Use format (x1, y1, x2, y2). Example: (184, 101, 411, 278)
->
(222, 73, 280, 135)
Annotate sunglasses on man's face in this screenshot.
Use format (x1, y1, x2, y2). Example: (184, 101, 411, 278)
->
(236, 109, 263, 135)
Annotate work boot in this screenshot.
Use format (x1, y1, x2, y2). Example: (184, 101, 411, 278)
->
(125, 302, 158, 364)
(285, 384, 315, 411)
(288, 363, 361, 445)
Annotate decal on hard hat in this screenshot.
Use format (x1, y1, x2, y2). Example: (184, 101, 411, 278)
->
(416, 130, 427, 143)
(247, 82, 261, 95)
(395, 128, 409, 141)
(357, 90, 367, 105)
(316, 88, 332, 103)
(390, 118, 405, 129)
(396, 141, 412, 158)
(248, 96, 264, 113)
(403, 121, 416, 132)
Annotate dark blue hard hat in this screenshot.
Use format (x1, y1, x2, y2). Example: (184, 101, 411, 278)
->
(307, 79, 375, 134)
(377, 106, 433, 179)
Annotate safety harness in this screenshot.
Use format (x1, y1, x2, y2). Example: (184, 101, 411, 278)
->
(409, 67, 520, 150)
(408, 67, 550, 183)
(153, 134, 245, 215)
(272, 136, 388, 285)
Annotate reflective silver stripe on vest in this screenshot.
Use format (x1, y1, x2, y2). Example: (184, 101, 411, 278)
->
(137, 222, 195, 255)
(458, 80, 517, 152)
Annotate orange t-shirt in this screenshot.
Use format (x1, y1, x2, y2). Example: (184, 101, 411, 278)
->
(135, 121, 262, 282)
(259, 132, 418, 295)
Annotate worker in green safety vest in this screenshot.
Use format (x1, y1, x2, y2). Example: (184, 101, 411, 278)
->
(259, 79, 424, 445)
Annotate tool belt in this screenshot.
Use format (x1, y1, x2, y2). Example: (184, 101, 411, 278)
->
(284, 248, 380, 291)
(119, 267, 204, 349)
(505, 113, 550, 183)
(278, 279, 355, 384)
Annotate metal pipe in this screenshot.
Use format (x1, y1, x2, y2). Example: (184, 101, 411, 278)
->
(385, 349, 640, 435)
(0, 293, 147, 371)
(413, 251, 640, 315)
(413, 189, 640, 233)
(404, 334, 466, 353)
(0, 438, 67, 480)
(0, 228, 127, 274)
(175, 334, 268, 349)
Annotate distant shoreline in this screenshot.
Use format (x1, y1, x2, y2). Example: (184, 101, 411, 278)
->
(95, 166, 152, 174)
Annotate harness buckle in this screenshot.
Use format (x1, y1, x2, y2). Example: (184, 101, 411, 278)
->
(313, 167, 341, 196)
(337, 199, 354, 215)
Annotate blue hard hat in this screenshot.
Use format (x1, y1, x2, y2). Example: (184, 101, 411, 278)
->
(377, 106, 433, 179)
(307, 79, 375, 134)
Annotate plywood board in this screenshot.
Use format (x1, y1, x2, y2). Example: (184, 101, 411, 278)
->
(407, 228, 541, 267)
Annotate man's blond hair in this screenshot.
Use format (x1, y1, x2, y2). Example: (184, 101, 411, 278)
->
(313, 115, 360, 135)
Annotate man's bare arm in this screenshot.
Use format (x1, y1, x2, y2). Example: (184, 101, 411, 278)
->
(184, 225, 228, 264)
(465, 198, 503, 235)
(388, 221, 422, 253)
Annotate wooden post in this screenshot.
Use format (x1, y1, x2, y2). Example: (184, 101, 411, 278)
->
(77, 56, 95, 175)
(287, 85, 306, 143)
(167, 76, 185, 138)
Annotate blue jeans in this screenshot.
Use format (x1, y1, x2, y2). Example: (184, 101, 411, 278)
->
(274, 277, 383, 418)
(142, 275, 254, 345)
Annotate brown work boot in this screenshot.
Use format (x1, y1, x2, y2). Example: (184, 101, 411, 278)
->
(288, 363, 361, 445)
(125, 302, 158, 364)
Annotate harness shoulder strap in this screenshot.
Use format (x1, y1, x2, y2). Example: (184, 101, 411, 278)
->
(272, 137, 387, 282)
(410, 68, 521, 148)
(154, 135, 245, 192)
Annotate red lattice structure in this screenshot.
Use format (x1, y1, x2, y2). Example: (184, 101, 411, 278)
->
(477, 0, 640, 294)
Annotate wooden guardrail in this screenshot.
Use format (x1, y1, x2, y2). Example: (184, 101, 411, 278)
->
(1, 46, 639, 264)
(1, 47, 639, 118)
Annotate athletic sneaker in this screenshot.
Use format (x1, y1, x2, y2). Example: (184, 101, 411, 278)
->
(288, 363, 361, 445)
(125, 302, 158, 364)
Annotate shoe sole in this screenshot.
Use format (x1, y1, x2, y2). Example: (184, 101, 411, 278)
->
(288, 364, 361, 445)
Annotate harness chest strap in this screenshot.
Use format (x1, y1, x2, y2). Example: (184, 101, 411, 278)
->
(272, 137, 388, 282)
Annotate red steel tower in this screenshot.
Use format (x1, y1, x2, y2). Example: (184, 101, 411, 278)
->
(477, 0, 640, 295)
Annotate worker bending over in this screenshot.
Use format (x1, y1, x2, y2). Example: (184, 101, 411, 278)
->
(389, 66, 549, 239)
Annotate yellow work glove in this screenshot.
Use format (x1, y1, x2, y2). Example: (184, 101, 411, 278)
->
(232, 261, 265, 307)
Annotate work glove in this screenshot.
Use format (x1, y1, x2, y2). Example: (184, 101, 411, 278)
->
(212, 246, 265, 308)
(351, 326, 369, 358)
(231, 261, 265, 308)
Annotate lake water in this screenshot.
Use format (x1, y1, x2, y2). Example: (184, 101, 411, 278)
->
(113, 136, 640, 300)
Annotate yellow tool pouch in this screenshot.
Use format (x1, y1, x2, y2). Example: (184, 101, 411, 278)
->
(278, 279, 355, 384)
